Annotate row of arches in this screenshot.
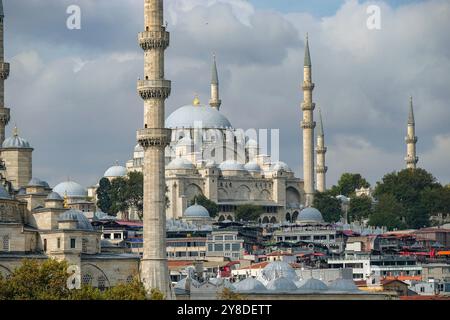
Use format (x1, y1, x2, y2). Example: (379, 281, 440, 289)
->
(285, 211, 300, 223)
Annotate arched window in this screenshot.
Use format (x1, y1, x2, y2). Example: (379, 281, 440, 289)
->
(98, 276, 106, 290)
(2, 235, 10, 252)
(82, 274, 93, 285)
(285, 212, 291, 223)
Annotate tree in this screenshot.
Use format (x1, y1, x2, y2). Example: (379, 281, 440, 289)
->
(348, 195, 373, 223)
(235, 204, 264, 222)
(218, 288, 245, 300)
(369, 194, 406, 230)
(109, 177, 129, 215)
(126, 171, 144, 220)
(313, 191, 342, 223)
(96, 178, 112, 213)
(330, 173, 370, 197)
(191, 194, 219, 218)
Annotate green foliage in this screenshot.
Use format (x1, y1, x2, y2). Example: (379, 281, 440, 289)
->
(96, 177, 112, 213)
(330, 173, 370, 197)
(313, 191, 342, 223)
(191, 194, 219, 218)
(235, 204, 264, 222)
(374, 168, 443, 229)
(218, 288, 245, 300)
(109, 177, 129, 216)
(369, 194, 406, 230)
(0, 259, 150, 300)
(348, 195, 373, 223)
(149, 288, 165, 300)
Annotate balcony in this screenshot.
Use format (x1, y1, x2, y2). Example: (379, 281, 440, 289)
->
(138, 30, 170, 50)
(137, 79, 171, 100)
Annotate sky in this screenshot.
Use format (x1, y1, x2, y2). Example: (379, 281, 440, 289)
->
(3, 0, 450, 189)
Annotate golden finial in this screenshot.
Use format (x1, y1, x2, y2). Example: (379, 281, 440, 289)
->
(193, 94, 200, 106)
(63, 191, 69, 208)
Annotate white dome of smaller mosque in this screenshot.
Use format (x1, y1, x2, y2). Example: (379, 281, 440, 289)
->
(104, 163, 127, 178)
(244, 161, 261, 172)
(266, 277, 298, 292)
(257, 261, 298, 284)
(219, 160, 246, 171)
(53, 180, 87, 198)
(296, 207, 324, 224)
(270, 161, 292, 172)
(234, 277, 267, 292)
(167, 157, 196, 170)
(2, 126, 31, 149)
(184, 204, 210, 218)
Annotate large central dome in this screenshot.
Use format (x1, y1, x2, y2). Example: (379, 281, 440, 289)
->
(166, 104, 232, 129)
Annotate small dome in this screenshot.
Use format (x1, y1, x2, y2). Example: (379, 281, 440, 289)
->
(258, 261, 298, 283)
(244, 161, 261, 172)
(184, 204, 210, 218)
(298, 278, 328, 291)
(234, 278, 267, 292)
(166, 104, 232, 129)
(46, 192, 63, 201)
(58, 209, 93, 231)
(266, 277, 298, 292)
(0, 185, 11, 200)
(134, 144, 144, 152)
(175, 277, 201, 289)
(104, 165, 127, 178)
(2, 128, 31, 149)
(94, 210, 117, 221)
(297, 207, 324, 223)
(167, 157, 195, 170)
(271, 161, 291, 172)
(27, 178, 49, 188)
(219, 160, 246, 171)
(53, 181, 87, 198)
(328, 279, 359, 292)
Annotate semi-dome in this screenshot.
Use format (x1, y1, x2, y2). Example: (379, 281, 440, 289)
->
(184, 204, 210, 218)
(219, 160, 246, 171)
(328, 279, 359, 292)
(298, 278, 328, 291)
(0, 185, 11, 200)
(58, 209, 93, 231)
(234, 277, 267, 292)
(271, 161, 292, 172)
(258, 261, 298, 283)
(244, 162, 261, 172)
(46, 192, 63, 201)
(266, 277, 298, 292)
(104, 165, 127, 178)
(27, 178, 50, 188)
(166, 104, 232, 129)
(53, 181, 87, 198)
(167, 157, 196, 170)
(297, 207, 324, 223)
(2, 129, 31, 149)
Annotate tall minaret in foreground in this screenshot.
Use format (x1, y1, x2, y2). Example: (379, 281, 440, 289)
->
(209, 54, 221, 110)
(316, 108, 327, 192)
(301, 34, 316, 206)
(0, 1, 10, 145)
(137, 0, 172, 298)
(405, 96, 418, 169)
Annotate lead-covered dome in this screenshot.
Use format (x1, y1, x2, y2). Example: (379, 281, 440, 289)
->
(53, 181, 87, 198)
(219, 160, 246, 171)
(104, 165, 127, 178)
(244, 161, 261, 173)
(257, 261, 298, 283)
(166, 104, 232, 129)
(184, 204, 210, 218)
(297, 207, 324, 224)
(46, 192, 63, 201)
(297, 278, 328, 291)
(58, 209, 93, 231)
(271, 161, 292, 172)
(234, 277, 267, 292)
(266, 277, 298, 292)
(2, 128, 31, 149)
(167, 157, 196, 170)
(27, 178, 50, 188)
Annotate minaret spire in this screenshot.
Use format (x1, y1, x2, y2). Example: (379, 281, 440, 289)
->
(0, 0, 11, 145)
(137, 0, 173, 299)
(301, 33, 316, 206)
(209, 53, 222, 110)
(405, 96, 418, 169)
(316, 108, 327, 192)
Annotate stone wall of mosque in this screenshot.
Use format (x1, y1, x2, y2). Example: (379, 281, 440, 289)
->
(0, 199, 27, 223)
(1, 149, 32, 190)
(0, 223, 37, 253)
(80, 257, 140, 288)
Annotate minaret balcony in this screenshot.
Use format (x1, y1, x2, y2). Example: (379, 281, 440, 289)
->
(316, 146, 327, 154)
(302, 82, 315, 90)
(137, 79, 171, 100)
(301, 102, 315, 111)
(0, 63, 10, 80)
(0, 107, 10, 124)
(405, 156, 419, 164)
(209, 98, 222, 108)
(137, 128, 172, 148)
(138, 30, 170, 50)
(316, 166, 328, 174)
(301, 121, 316, 129)
(405, 136, 418, 143)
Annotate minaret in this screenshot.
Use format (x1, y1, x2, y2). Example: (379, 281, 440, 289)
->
(209, 54, 221, 110)
(405, 96, 418, 169)
(316, 108, 327, 192)
(0, 1, 10, 145)
(301, 34, 316, 206)
(137, 0, 173, 299)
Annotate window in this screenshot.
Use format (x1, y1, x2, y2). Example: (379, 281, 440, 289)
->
(208, 244, 213, 251)
(114, 233, 122, 239)
(43, 239, 47, 252)
(103, 234, 111, 239)
(82, 239, 88, 253)
(215, 236, 223, 241)
(232, 243, 241, 251)
(82, 274, 92, 285)
(224, 235, 234, 241)
(215, 244, 224, 251)
(420, 287, 425, 293)
(70, 238, 76, 249)
(57, 238, 61, 249)
(97, 276, 106, 290)
(2, 235, 10, 252)
(225, 243, 231, 251)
